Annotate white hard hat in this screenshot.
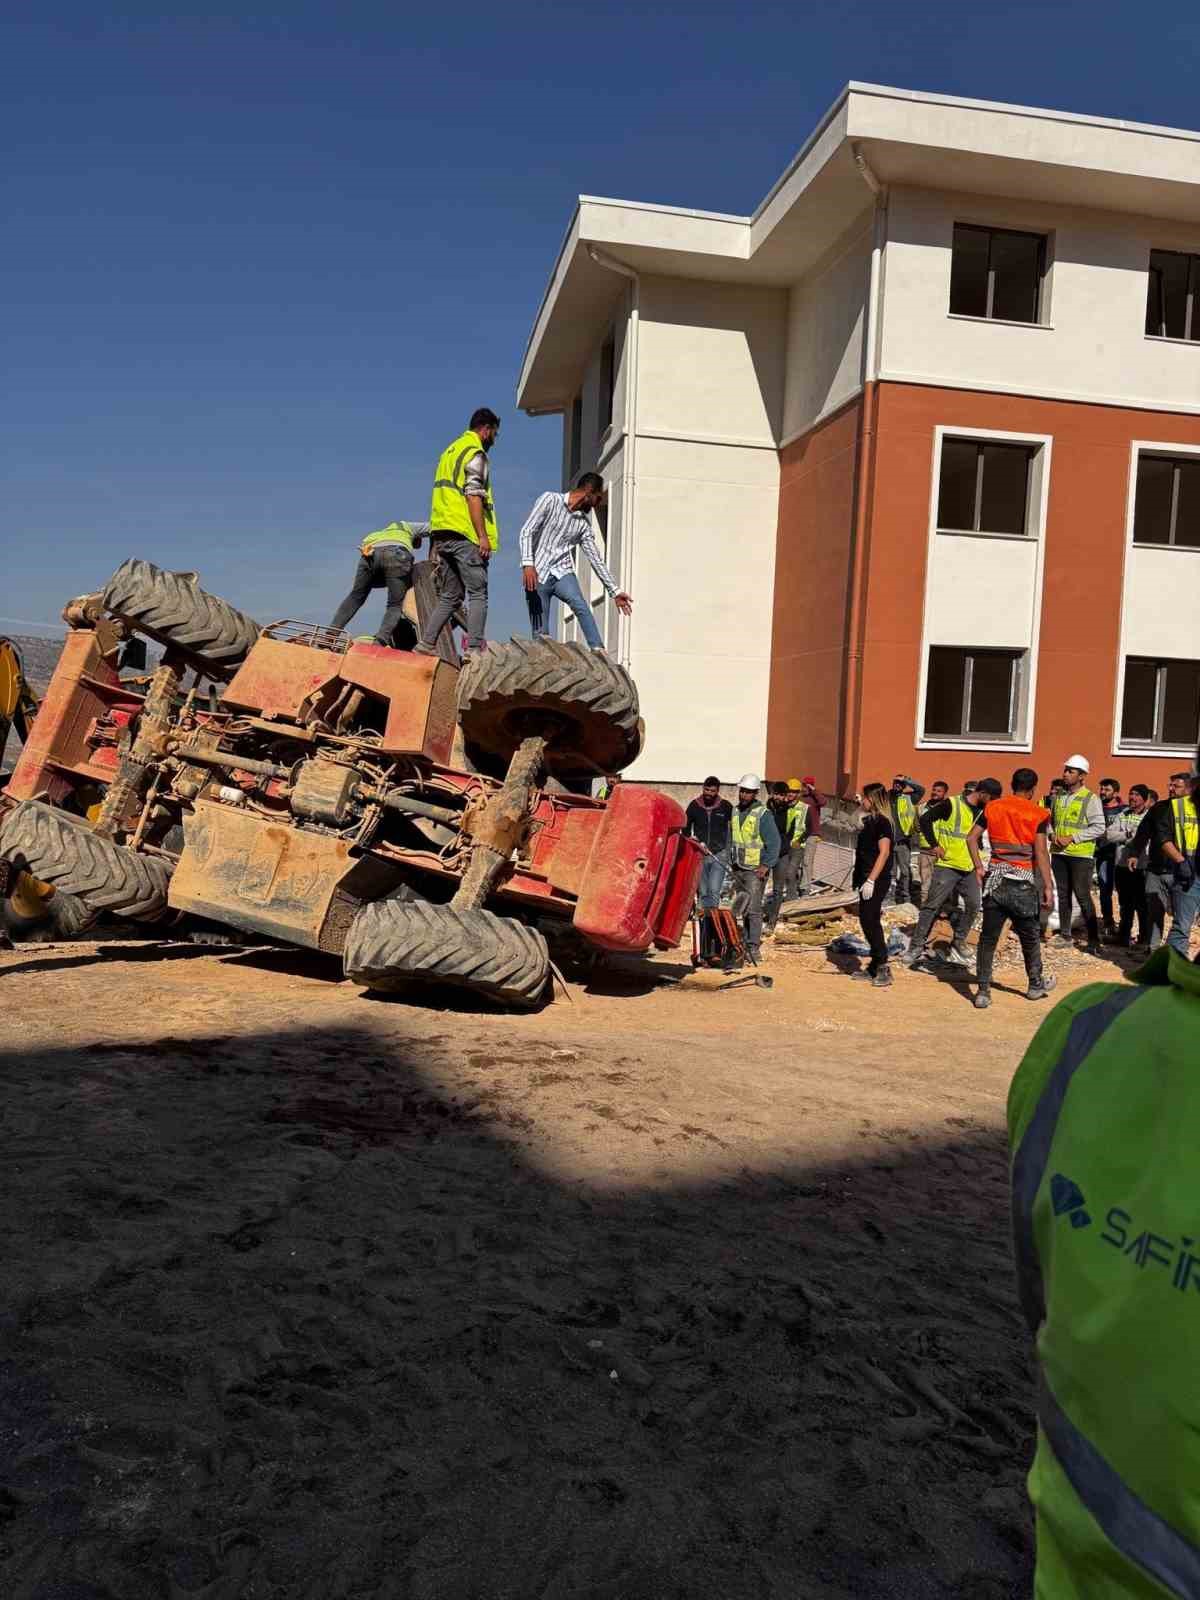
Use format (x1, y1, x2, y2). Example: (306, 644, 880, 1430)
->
(738, 773, 762, 790)
(1064, 753, 1090, 773)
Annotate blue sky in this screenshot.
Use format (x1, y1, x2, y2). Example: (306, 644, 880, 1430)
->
(5, 1, 1199, 642)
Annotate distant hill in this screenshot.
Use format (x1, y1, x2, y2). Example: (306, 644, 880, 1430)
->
(5, 634, 65, 695)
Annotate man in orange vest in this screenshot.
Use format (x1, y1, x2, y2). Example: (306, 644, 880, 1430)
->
(967, 767, 1056, 1011)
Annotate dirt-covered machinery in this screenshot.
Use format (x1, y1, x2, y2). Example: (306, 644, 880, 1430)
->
(0, 560, 701, 1006)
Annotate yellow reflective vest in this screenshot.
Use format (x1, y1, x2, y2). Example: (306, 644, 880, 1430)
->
(1052, 787, 1097, 859)
(731, 804, 767, 868)
(895, 794, 918, 841)
(360, 521, 418, 556)
(430, 429, 499, 549)
(932, 795, 975, 874)
(784, 802, 808, 847)
(1172, 796, 1199, 857)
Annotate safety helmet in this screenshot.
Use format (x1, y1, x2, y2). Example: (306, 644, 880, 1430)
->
(738, 774, 762, 791)
(1063, 754, 1090, 773)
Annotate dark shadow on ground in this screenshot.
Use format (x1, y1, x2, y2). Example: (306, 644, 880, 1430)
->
(0, 1024, 1034, 1600)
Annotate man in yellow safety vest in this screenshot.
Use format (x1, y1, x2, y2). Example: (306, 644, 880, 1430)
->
(900, 779, 983, 969)
(415, 407, 501, 656)
(887, 774, 926, 907)
(1050, 754, 1105, 956)
(764, 781, 808, 937)
(728, 775, 781, 964)
(1147, 768, 1200, 956)
(329, 520, 430, 645)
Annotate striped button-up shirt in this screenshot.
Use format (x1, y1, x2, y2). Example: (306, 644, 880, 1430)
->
(518, 492, 619, 593)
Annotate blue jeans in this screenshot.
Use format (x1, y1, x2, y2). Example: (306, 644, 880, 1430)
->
(698, 855, 728, 910)
(529, 570, 604, 650)
(1167, 874, 1200, 956)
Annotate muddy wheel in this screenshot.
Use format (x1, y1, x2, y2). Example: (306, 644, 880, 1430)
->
(344, 898, 550, 1009)
(0, 800, 173, 922)
(102, 558, 261, 679)
(0, 855, 93, 940)
(456, 638, 643, 780)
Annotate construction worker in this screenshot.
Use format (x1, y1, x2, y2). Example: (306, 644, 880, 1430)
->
(899, 780, 982, 970)
(1129, 777, 1182, 953)
(914, 779, 949, 898)
(791, 777, 823, 896)
(329, 520, 430, 645)
(1109, 784, 1153, 948)
(1095, 777, 1125, 939)
(1050, 755, 1104, 955)
(1007, 928, 1200, 1589)
(728, 775, 780, 964)
(415, 408, 501, 657)
(686, 776, 734, 911)
(1149, 769, 1200, 956)
(968, 769, 1055, 1010)
(764, 781, 807, 936)
(887, 774, 925, 906)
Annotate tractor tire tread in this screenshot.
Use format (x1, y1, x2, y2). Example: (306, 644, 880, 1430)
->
(344, 898, 550, 1008)
(0, 800, 173, 921)
(102, 558, 261, 676)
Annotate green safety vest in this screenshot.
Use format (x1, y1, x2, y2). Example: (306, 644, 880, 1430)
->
(784, 802, 808, 847)
(1172, 796, 1199, 858)
(731, 804, 767, 868)
(895, 794, 917, 840)
(360, 521, 418, 556)
(1008, 949, 1200, 1597)
(932, 795, 975, 874)
(429, 429, 499, 549)
(1052, 787, 1096, 859)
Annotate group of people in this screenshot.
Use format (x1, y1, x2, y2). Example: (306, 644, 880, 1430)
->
(329, 409, 633, 656)
(685, 774, 823, 964)
(853, 754, 1200, 1007)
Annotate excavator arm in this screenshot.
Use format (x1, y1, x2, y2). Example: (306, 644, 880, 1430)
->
(0, 636, 40, 775)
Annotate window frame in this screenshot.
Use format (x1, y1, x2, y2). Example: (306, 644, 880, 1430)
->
(1118, 656, 1200, 751)
(1114, 439, 1200, 757)
(917, 426, 1052, 753)
(1131, 451, 1200, 549)
(922, 646, 1026, 743)
(568, 391, 583, 483)
(1146, 248, 1200, 344)
(935, 435, 1038, 540)
(948, 222, 1049, 327)
(598, 330, 616, 436)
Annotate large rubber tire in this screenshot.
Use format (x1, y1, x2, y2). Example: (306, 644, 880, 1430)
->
(102, 558, 261, 679)
(0, 800, 173, 923)
(457, 637, 643, 780)
(344, 898, 550, 1009)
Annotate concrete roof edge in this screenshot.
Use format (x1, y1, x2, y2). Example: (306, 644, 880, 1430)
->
(576, 193, 751, 226)
(842, 80, 1200, 147)
(517, 201, 582, 407)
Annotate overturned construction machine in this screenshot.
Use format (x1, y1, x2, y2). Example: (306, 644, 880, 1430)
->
(0, 560, 700, 1006)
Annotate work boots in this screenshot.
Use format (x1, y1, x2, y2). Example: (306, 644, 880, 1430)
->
(870, 964, 893, 988)
(943, 942, 973, 969)
(1026, 974, 1058, 1002)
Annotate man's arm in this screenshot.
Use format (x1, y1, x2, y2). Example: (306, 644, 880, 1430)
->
(463, 452, 492, 557)
(758, 809, 782, 873)
(1034, 823, 1053, 908)
(919, 799, 950, 850)
(1154, 801, 1184, 867)
(518, 493, 555, 583)
(1073, 792, 1107, 846)
(967, 821, 986, 878)
(580, 526, 632, 616)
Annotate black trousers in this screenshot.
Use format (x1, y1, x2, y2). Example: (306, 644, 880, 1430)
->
(1096, 847, 1118, 928)
(977, 877, 1044, 990)
(330, 546, 414, 644)
(1115, 865, 1148, 944)
(1052, 855, 1098, 943)
(856, 880, 891, 972)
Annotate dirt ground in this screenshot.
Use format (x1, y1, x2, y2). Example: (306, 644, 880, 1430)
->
(0, 924, 1142, 1599)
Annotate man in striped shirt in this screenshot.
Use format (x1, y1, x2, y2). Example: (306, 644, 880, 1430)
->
(518, 473, 633, 650)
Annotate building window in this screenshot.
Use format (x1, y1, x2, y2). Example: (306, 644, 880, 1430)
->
(949, 223, 1046, 324)
(1121, 658, 1200, 748)
(598, 331, 615, 433)
(936, 437, 1035, 536)
(924, 647, 1024, 740)
(1146, 249, 1200, 342)
(1132, 452, 1200, 547)
(568, 392, 582, 482)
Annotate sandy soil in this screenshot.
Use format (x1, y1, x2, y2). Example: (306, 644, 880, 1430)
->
(0, 926, 1141, 1599)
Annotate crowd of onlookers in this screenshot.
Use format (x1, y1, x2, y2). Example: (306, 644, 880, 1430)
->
(684, 756, 1199, 1007)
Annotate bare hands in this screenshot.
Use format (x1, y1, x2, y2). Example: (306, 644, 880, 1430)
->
(522, 565, 538, 592)
(615, 592, 633, 616)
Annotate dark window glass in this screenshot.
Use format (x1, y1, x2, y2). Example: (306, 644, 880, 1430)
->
(1147, 249, 1198, 341)
(949, 225, 990, 318)
(949, 224, 1045, 323)
(569, 392, 582, 481)
(599, 334, 615, 433)
(1176, 459, 1200, 548)
(937, 438, 1033, 535)
(924, 648, 966, 736)
(924, 647, 1020, 739)
(1163, 662, 1200, 746)
(989, 230, 1043, 323)
(968, 653, 1015, 734)
(1121, 660, 1159, 742)
(936, 439, 978, 530)
(978, 444, 1030, 535)
(1134, 455, 1175, 545)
